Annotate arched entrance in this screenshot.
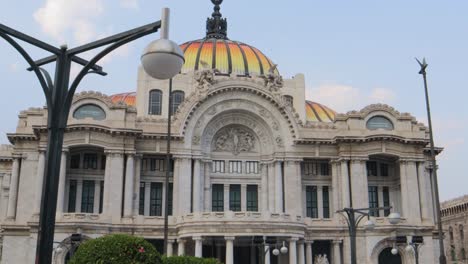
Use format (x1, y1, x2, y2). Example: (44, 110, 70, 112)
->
(378, 248, 402, 264)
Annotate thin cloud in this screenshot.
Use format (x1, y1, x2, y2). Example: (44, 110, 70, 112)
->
(306, 83, 397, 113)
(120, 0, 139, 10)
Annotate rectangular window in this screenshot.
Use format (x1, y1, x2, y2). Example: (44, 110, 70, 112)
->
(81, 180, 95, 213)
(100, 155, 106, 170)
(246, 161, 259, 174)
(380, 163, 389, 177)
(306, 186, 318, 218)
(99, 180, 104, 214)
(367, 161, 378, 176)
(319, 163, 330, 176)
(150, 183, 163, 216)
(139, 182, 145, 215)
(212, 184, 224, 212)
(150, 158, 165, 172)
(229, 161, 242, 174)
(303, 161, 315, 176)
(212, 160, 225, 173)
(383, 187, 390, 216)
(247, 185, 258, 211)
(323, 186, 330, 218)
(68, 180, 77, 212)
(368, 186, 379, 217)
(70, 154, 81, 169)
(83, 153, 98, 169)
(168, 183, 173, 216)
(229, 184, 241, 211)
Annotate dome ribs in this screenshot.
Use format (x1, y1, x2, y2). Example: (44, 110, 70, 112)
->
(194, 38, 208, 71)
(233, 41, 249, 77)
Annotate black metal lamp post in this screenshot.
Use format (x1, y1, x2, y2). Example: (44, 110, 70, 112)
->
(0, 7, 183, 264)
(392, 235, 423, 264)
(253, 236, 288, 264)
(416, 58, 447, 264)
(337, 207, 401, 264)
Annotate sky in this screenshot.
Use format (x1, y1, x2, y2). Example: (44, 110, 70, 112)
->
(0, 0, 467, 201)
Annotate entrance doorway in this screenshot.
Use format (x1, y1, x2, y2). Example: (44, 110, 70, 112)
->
(378, 248, 402, 264)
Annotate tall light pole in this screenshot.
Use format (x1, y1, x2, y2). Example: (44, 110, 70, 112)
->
(1, 7, 183, 264)
(416, 58, 447, 264)
(337, 207, 401, 264)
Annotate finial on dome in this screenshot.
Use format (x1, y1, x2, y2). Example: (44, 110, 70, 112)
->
(206, 0, 228, 39)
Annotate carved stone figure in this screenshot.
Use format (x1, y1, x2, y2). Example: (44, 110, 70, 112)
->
(213, 127, 255, 155)
(314, 254, 329, 264)
(194, 60, 220, 94)
(260, 64, 283, 93)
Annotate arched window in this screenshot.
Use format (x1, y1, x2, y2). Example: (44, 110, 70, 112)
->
(460, 225, 465, 242)
(171, 90, 185, 114)
(449, 226, 454, 242)
(366, 116, 394, 130)
(283, 95, 293, 106)
(73, 104, 106, 121)
(149, 90, 163, 115)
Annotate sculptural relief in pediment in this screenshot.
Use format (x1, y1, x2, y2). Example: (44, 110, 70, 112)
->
(212, 126, 256, 155)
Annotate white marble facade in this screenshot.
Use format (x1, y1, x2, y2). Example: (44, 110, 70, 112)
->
(0, 6, 441, 264)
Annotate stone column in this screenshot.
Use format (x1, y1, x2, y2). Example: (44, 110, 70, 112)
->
(203, 160, 211, 211)
(418, 162, 434, 223)
(284, 159, 301, 216)
(133, 155, 142, 215)
(317, 185, 323, 219)
(241, 184, 247, 211)
(94, 180, 101, 213)
(167, 239, 175, 256)
(275, 161, 283, 213)
(332, 240, 342, 264)
(224, 184, 229, 211)
(331, 160, 340, 219)
(177, 239, 186, 256)
(106, 152, 125, 221)
(289, 238, 298, 264)
(265, 245, 271, 264)
(267, 162, 275, 212)
(102, 152, 112, 215)
(401, 160, 421, 222)
(260, 163, 268, 212)
(76, 179, 83, 212)
(194, 236, 203, 257)
(399, 160, 410, 218)
(6, 156, 21, 219)
(124, 153, 135, 218)
(305, 241, 313, 264)
(175, 157, 192, 215)
(350, 160, 368, 209)
(144, 182, 151, 216)
(340, 160, 350, 208)
(172, 158, 179, 216)
(34, 150, 46, 216)
(56, 151, 67, 215)
(193, 159, 202, 212)
(297, 241, 305, 264)
(225, 236, 235, 264)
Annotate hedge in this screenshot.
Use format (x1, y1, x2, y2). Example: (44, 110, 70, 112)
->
(69, 234, 162, 264)
(162, 256, 222, 264)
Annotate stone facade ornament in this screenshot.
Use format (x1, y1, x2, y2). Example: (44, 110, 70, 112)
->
(275, 136, 284, 147)
(213, 127, 255, 155)
(260, 64, 283, 93)
(194, 61, 220, 94)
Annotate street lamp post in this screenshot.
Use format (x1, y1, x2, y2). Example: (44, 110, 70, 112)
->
(337, 207, 401, 264)
(0, 7, 183, 264)
(392, 235, 424, 264)
(253, 236, 288, 264)
(416, 58, 447, 264)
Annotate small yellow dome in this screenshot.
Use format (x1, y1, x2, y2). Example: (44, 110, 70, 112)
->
(305, 101, 336, 122)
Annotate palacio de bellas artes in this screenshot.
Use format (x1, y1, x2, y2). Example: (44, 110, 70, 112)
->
(0, 0, 460, 264)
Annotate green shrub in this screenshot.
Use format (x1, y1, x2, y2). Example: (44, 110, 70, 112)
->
(162, 256, 222, 264)
(69, 234, 162, 264)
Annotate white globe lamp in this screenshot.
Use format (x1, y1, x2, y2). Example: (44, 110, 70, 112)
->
(405, 244, 413, 253)
(141, 8, 185, 80)
(280, 244, 288, 254)
(388, 212, 401, 225)
(364, 219, 375, 230)
(391, 247, 398, 255)
(272, 248, 280, 256)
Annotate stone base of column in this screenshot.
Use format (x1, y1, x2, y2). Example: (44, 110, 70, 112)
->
(121, 217, 134, 224)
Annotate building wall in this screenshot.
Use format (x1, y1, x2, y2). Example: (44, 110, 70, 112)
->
(441, 195, 468, 264)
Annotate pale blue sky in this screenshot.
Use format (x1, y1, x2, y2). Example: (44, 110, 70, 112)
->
(0, 0, 466, 201)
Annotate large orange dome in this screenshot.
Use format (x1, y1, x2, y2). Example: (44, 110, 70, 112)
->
(180, 39, 278, 77)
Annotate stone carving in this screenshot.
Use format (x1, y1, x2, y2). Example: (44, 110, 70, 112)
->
(207, 106, 217, 116)
(275, 136, 284, 147)
(194, 60, 220, 94)
(260, 64, 283, 92)
(272, 121, 279, 131)
(213, 127, 255, 155)
(192, 136, 200, 145)
(315, 254, 329, 264)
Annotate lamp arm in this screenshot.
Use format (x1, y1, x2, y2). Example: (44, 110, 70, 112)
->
(0, 31, 52, 106)
(65, 28, 153, 113)
(355, 214, 368, 228)
(0, 24, 60, 54)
